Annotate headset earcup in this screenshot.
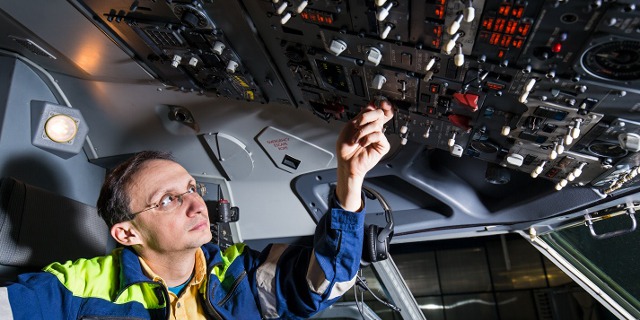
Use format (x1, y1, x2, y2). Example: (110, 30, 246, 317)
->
(362, 224, 378, 263)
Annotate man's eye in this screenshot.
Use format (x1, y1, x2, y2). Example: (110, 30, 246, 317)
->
(159, 195, 174, 207)
(187, 185, 197, 194)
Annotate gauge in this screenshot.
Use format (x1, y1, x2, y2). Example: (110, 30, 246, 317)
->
(588, 142, 628, 158)
(581, 40, 640, 81)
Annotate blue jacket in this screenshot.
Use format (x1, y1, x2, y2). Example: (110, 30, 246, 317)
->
(1, 206, 365, 319)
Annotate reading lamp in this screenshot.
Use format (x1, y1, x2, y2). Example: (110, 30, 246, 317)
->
(31, 101, 88, 159)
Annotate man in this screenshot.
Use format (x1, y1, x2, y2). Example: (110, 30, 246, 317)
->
(1, 101, 394, 319)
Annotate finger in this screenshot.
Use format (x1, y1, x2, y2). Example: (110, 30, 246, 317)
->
(352, 108, 385, 128)
(378, 100, 395, 122)
(352, 116, 387, 144)
(358, 131, 391, 153)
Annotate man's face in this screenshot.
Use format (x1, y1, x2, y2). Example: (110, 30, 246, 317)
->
(127, 159, 212, 253)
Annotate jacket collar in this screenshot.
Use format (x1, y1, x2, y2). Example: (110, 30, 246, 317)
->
(117, 244, 224, 290)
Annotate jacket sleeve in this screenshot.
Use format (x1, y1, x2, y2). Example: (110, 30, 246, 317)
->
(249, 191, 365, 319)
(1, 272, 79, 320)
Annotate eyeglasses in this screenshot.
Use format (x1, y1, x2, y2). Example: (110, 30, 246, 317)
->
(130, 183, 206, 216)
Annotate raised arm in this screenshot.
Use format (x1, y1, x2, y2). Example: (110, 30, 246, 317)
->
(335, 100, 394, 211)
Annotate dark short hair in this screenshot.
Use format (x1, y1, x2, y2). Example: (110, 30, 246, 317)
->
(97, 151, 175, 228)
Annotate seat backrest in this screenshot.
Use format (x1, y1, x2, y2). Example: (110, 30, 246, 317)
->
(0, 177, 112, 282)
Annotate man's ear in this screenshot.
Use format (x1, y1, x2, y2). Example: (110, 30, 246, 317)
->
(111, 221, 143, 246)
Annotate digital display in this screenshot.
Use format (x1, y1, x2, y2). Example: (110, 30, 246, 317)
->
(315, 60, 349, 93)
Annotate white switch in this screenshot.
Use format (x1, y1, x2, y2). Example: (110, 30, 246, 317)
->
(377, 3, 393, 21)
(188, 57, 198, 67)
(454, 44, 464, 67)
(276, 2, 288, 15)
(506, 154, 524, 167)
(372, 74, 387, 90)
(450, 144, 464, 157)
(213, 41, 225, 55)
(328, 39, 347, 56)
(367, 47, 383, 66)
(619, 132, 640, 152)
(425, 57, 436, 71)
(448, 13, 464, 35)
(380, 24, 393, 39)
(296, 0, 308, 13)
(226, 60, 239, 73)
(280, 12, 292, 24)
(171, 54, 182, 68)
(501, 125, 511, 136)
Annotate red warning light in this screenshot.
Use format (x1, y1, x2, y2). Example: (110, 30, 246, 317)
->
(482, 18, 494, 30)
(551, 42, 562, 53)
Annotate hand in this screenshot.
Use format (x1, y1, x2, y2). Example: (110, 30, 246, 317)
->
(335, 100, 394, 211)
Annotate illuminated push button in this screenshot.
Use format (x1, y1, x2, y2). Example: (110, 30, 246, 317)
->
(551, 42, 562, 53)
(328, 39, 347, 56)
(367, 47, 383, 66)
(45, 114, 78, 143)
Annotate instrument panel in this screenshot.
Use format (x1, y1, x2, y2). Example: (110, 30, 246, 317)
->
(72, 0, 640, 195)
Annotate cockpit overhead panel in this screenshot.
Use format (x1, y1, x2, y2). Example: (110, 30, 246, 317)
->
(71, 0, 640, 195)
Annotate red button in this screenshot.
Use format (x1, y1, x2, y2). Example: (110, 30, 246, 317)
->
(551, 42, 562, 53)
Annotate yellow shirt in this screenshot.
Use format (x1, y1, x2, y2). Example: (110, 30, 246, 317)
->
(139, 249, 208, 320)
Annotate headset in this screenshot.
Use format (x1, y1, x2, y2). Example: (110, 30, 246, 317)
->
(361, 185, 394, 265)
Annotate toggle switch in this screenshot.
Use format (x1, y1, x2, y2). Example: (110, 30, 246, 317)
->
(328, 39, 347, 56)
(380, 23, 393, 39)
(376, 0, 388, 5)
(280, 12, 292, 24)
(464, 0, 475, 22)
(377, 2, 393, 21)
(423, 70, 434, 81)
(448, 132, 457, 147)
(448, 13, 464, 35)
(445, 33, 462, 54)
(571, 118, 582, 139)
(531, 160, 547, 178)
(372, 74, 387, 90)
(423, 126, 431, 139)
(276, 1, 288, 15)
(296, 0, 308, 13)
(454, 43, 465, 67)
(425, 57, 436, 71)
(564, 132, 573, 145)
(367, 47, 383, 66)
